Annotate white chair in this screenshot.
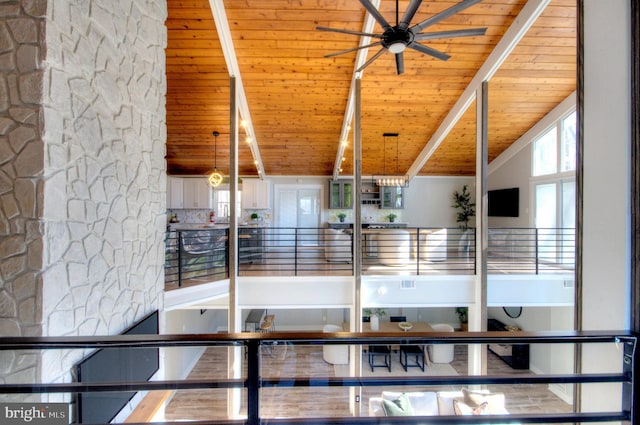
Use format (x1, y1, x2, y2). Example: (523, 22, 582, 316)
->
(324, 229, 352, 262)
(427, 323, 455, 363)
(322, 324, 349, 365)
(421, 228, 447, 262)
(377, 229, 410, 266)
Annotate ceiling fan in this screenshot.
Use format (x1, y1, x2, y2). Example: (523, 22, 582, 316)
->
(317, 0, 487, 75)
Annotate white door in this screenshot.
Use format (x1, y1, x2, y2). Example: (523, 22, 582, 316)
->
(275, 185, 322, 246)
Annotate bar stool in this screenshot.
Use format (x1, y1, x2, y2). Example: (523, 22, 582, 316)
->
(399, 345, 425, 371)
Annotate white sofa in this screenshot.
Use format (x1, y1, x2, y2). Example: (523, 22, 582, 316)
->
(369, 389, 509, 417)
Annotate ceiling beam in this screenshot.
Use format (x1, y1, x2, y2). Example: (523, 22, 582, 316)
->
(209, 0, 266, 178)
(406, 0, 552, 179)
(332, 0, 381, 180)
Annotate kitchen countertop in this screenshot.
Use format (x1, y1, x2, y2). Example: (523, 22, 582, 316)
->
(168, 222, 268, 231)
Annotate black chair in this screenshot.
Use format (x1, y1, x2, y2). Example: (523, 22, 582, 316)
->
(368, 345, 391, 372)
(390, 316, 407, 322)
(399, 344, 425, 372)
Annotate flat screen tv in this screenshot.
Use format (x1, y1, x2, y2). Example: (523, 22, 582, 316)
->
(75, 310, 159, 423)
(488, 187, 519, 217)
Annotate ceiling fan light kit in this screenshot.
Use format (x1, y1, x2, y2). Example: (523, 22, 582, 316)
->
(318, 0, 487, 75)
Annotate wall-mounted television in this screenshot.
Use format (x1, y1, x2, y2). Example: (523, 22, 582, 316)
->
(488, 187, 519, 217)
(74, 310, 159, 423)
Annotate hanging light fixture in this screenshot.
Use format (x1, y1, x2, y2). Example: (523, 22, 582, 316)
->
(207, 131, 223, 187)
(373, 132, 409, 187)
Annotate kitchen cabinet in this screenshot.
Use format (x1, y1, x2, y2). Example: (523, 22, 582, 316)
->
(328, 179, 353, 209)
(380, 186, 404, 209)
(242, 179, 270, 209)
(167, 177, 184, 209)
(183, 178, 212, 209)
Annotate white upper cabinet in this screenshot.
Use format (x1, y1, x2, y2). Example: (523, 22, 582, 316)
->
(242, 179, 270, 209)
(167, 177, 184, 209)
(183, 178, 212, 209)
(167, 177, 212, 209)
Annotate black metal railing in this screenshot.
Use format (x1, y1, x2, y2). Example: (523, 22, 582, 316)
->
(165, 227, 575, 284)
(238, 227, 354, 277)
(0, 330, 634, 424)
(165, 228, 229, 287)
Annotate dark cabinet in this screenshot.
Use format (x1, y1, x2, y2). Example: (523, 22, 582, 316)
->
(487, 319, 529, 369)
(380, 186, 404, 209)
(239, 227, 263, 263)
(328, 179, 353, 209)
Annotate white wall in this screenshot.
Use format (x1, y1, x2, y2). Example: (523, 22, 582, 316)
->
(487, 145, 532, 228)
(581, 0, 631, 413)
(395, 176, 475, 227)
(162, 309, 226, 380)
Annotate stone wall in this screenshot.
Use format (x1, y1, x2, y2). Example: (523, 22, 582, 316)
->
(41, 0, 167, 383)
(0, 0, 47, 391)
(0, 0, 167, 391)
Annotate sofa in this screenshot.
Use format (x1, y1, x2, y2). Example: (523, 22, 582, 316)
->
(369, 389, 509, 417)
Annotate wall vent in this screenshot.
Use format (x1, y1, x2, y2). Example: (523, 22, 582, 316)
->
(400, 280, 416, 289)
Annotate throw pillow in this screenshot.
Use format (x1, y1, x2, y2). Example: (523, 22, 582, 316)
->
(462, 388, 506, 414)
(453, 400, 489, 416)
(382, 393, 415, 416)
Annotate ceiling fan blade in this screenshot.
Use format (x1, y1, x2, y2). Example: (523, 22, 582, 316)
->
(411, 0, 484, 33)
(395, 52, 405, 75)
(414, 27, 487, 41)
(324, 41, 382, 58)
(399, 0, 423, 29)
(408, 42, 451, 61)
(356, 47, 388, 73)
(358, 0, 392, 31)
(316, 26, 381, 38)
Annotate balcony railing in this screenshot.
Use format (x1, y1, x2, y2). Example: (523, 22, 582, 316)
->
(0, 330, 634, 424)
(165, 227, 575, 286)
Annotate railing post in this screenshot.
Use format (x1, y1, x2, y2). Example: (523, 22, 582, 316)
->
(535, 228, 539, 275)
(246, 339, 260, 425)
(177, 230, 183, 287)
(416, 227, 421, 275)
(294, 228, 299, 276)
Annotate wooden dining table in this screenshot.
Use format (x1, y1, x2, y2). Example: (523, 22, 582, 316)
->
(361, 321, 434, 333)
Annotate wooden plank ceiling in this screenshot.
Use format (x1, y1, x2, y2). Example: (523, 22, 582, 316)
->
(165, 0, 576, 178)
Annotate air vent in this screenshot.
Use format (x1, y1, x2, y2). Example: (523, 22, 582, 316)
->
(400, 280, 416, 289)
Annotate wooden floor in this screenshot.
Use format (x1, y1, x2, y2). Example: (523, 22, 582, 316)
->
(160, 344, 572, 421)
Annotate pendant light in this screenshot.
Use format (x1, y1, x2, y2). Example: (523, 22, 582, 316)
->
(208, 131, 223, 187)
(374, 132, 409, 187)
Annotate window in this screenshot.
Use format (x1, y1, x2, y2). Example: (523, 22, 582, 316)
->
(215, 189, 242, 218)
(531, 110, 576, 266)
(533, 111, 576, 177)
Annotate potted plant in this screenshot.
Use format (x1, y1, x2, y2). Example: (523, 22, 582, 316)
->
(337, 212, 347, 223)
(452, 185, 475, 229)
(456, 307, 468, 331)
(386, 213, 397, 223)
(250, 213, 260, 221)
(363, 308, 386, 331)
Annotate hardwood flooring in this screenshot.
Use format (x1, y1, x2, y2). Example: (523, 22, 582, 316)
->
(161, 344, 573, 421)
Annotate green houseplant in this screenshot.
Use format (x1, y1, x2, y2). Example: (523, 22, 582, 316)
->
(250, 213, 260, 220)
(386, 213, 397, 223)
(337, 212, 347, 222)
(452, 185, 475, 229)
(363, 308, 386, 331)
(456, 307, 468, 331)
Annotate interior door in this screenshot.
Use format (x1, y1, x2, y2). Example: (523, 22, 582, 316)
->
(275, 185, 322, 246)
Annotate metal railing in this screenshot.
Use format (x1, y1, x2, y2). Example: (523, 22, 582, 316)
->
(0, 330, 634, 424)
(165, 228, 229, 287)
(165, 227, 575, 284)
